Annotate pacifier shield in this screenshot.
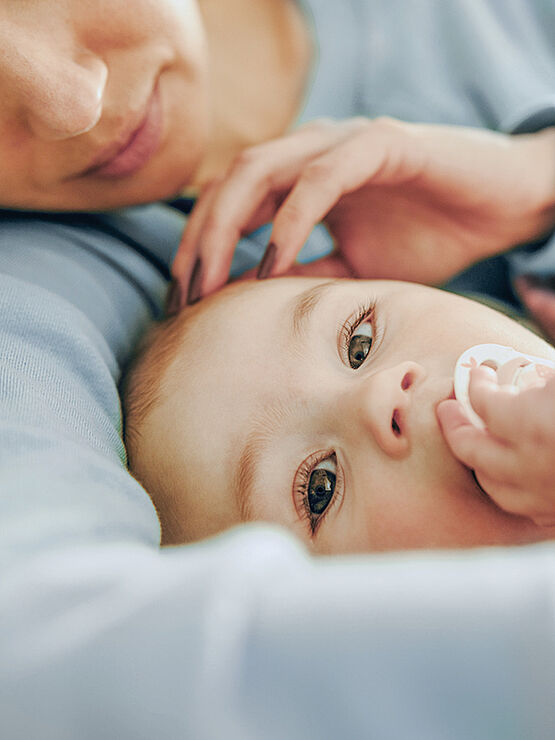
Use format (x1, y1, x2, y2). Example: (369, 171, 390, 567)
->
(453, 343, 555, 429)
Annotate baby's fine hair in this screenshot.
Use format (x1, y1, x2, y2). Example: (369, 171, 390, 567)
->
(122, 306, 197, 463)
(121, 281, 246, 484)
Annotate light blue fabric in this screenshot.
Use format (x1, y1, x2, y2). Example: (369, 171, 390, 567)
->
(1, 207, 555, 740)
(2, 1, 555, 737)
(298, 0, 555, 289)
(300, 0, 555, 131)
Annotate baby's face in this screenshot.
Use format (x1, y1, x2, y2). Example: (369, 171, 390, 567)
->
(147, 277, 555, 552)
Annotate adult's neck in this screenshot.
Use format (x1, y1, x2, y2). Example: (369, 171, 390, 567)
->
(193, 0, 313, 187)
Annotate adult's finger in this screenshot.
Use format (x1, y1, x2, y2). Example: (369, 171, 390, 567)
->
(264, 118, 422, 276)
(174, 120, 359, 299)
(196, 120, 370, 295)
(172, 176, 274, 306)
(171, 179, 222, 284)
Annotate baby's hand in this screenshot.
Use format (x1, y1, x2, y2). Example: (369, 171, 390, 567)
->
(437, 366, 555, 527)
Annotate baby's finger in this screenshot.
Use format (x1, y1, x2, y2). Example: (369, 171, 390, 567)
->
(475, 471, 555, 527)
(436, 399, 519, 483)
(470, 366, 555, 447)
(471, 473, 525, 517)
(466, 366, 522, 441)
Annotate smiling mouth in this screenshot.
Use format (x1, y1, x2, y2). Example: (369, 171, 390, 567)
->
(81, 82, 163, 179)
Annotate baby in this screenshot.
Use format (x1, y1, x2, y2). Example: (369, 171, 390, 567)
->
(122, 275, 555, 554)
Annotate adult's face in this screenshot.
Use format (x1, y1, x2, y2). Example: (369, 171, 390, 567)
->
(0, 0, 210, 210)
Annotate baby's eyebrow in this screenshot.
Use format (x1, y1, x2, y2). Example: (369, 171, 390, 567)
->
(233, 396, 309, 525)
(234, 428, 269, 523)
(290, 280, 338, 342)
(233, 282, 339, 524)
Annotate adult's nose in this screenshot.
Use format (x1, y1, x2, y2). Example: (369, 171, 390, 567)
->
(28, 51, 108, 140)
(6, 41, 108, 140)
(345, 361, 427, 458)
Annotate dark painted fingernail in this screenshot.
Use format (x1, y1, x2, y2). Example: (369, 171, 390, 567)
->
(165, 280, 181, 317)
(518, 274, 555, 292)
(186, 257, 203, 305)
(257, 242, 277, 279)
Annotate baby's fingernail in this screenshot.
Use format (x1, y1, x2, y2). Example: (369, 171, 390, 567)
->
(186, 257, 203, 305)
(165, 280, 181, 317)
(257, 242, 277, 280)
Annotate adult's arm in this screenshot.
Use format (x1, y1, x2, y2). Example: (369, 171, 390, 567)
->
(1, 208, 554, 740)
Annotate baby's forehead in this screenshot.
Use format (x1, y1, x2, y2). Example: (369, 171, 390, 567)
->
(163, 277, 329, 419)
(167, 276, 450, 389)
(178, 276, 331, 335)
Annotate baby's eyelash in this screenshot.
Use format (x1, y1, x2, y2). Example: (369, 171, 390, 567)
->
(293, 451, 341, 537)
(338, 300, 377, 363)
(294, 453, 323, 535)
(292, 300, 379, 538)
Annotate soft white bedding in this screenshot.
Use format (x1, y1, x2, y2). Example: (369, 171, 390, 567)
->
(1, 206, 554, 739)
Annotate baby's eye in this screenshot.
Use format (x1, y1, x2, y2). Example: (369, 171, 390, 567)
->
(307, 457, 337, 517)
(348, 321, 373, 369)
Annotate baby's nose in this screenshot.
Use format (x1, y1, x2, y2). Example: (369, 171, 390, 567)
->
(350, 361, 426, 458)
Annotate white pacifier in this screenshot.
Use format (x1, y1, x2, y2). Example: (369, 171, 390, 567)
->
(453, 343, 555, 429)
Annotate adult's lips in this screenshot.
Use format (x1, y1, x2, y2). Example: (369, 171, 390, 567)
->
(80, 82, 163, 179)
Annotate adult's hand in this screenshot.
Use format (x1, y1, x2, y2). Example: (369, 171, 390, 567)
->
(171, 117, 555, 304)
